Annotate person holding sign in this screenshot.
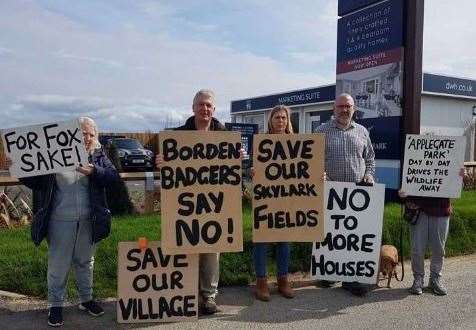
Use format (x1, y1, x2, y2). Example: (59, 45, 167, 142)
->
(399, 168, 465, 296)
(315, 93, 376, 297)
(155, 89, 229, 315)
(5, 117, 119, 327)
(251, 105, 296, 301)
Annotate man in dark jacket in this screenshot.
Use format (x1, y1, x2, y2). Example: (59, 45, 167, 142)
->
(156, 89, 224, 315)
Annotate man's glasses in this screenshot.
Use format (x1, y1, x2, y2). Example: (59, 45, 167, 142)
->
(336, 104, 354, 109)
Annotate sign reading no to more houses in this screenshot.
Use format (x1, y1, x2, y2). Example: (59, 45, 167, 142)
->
(252, 134, 325, 242)
(0, 119, 88, 178)
(311, 182, 385, 284)
(401, 134, 466, 198)
(159, 131, 243, 254)
(117, 241, 198, 323)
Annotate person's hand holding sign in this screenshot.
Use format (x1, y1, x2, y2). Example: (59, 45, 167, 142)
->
(362, 174, 375, 185)
(76, 164, 95, 176)
(155, 154, 164, 169)
(2, 157, 13, 170)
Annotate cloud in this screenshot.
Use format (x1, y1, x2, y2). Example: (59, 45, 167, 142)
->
(0, 0, 474, 133)
(423, 0, 476, 77)
(2, 94, 188, 132)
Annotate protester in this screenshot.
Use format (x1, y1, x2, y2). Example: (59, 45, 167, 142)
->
(155, 89, 228, 315)
(5, 117, 119, 327)
(399, 168, 465, 296)
(315, 93, 376, 296)
(252, 105, 296, 301)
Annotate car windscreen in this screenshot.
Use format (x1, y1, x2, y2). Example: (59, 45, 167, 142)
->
(114, 139, 142, 149)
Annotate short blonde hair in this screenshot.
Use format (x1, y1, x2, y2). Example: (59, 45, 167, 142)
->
(79, 117, 101, 151)
(267, 105, 293, 134)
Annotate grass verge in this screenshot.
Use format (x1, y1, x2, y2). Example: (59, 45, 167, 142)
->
(0, 190, 475, 299)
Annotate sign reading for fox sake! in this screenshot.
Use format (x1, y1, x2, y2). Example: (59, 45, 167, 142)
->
(401, 134, 466, 198)
(159, 131, 243, 254)
(311, 182, 385, 284)
(117, 241, 199, 323)
(0, 119, 88, 178)
(252, 134, 325, 242)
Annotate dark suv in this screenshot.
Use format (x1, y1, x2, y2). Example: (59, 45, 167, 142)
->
(110, 138, 154, 171)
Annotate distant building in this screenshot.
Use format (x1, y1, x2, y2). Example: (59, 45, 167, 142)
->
(230, 73, 476, 192)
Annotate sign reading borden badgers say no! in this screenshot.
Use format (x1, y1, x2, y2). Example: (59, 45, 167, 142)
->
(311, 182, 385, 284)
(117, 241, 198, 323)
(401, 134, 466, 198)
(1, 119, 88, 178)
(252, 134, 325, 242)
(159, 131, 243, 254)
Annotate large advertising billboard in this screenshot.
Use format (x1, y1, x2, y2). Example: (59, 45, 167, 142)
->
(336, 0, 404, 185)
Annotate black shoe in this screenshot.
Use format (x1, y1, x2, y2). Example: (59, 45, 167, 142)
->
(342, 282, 368, 297)
(48, 307, 64, 327)
(79, 300, 104, 316)
(319, 280, 337, 288)
(200, 297, 218, 315)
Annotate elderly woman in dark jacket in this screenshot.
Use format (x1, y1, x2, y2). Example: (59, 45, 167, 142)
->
(13, 117, 118, 327)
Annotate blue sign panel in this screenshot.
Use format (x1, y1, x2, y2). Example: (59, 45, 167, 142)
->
(230, 85, 335, 113)
(225, 122, 259, 167)
(423, 73, 476, 98)
(338, 0, 382, 16)
(356, 116, 402, 160)
(337, 0, 404, 62)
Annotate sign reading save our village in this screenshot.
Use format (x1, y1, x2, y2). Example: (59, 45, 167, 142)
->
(252, 134, 325, 242)
(311, 182, 385, 284)
(0, 119, 88, 178)
(401, 134, 466, 198)
(117, 241, 198, 323)
(159, 131, 243, 254)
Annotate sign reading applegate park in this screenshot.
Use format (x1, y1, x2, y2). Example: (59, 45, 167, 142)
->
(401, 134, 466, 198)
(311, 182, 385, 284)
(117, 241, 198, 323)
(159, 131, 243, 254)
(1, 119, 88, 178)
(252, 134, 325, 242)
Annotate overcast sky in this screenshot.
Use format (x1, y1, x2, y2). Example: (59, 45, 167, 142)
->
(0, 0, 474, 132)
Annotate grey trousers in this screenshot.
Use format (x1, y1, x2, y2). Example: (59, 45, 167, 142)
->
(47, 220, 95, 307)
(410, 211, 449, 281)
(199, 253, 220, 299)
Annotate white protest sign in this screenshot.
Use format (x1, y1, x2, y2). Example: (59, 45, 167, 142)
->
(310, 182, 385, 284)
(401, 134, 466, 198)
(117, 241, 199, 323)
(1, 119, 88, 178)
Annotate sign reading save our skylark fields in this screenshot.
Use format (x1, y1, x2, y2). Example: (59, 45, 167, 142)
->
(252, 134, 325, 242)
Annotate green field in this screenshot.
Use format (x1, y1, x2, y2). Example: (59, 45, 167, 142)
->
(1, 190, 475, 299)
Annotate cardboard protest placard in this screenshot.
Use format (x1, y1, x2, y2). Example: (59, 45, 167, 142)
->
(159, 131, 243, 254)
(0, 119, 88, 178)
(401, 134, 466, 198)
(117, 241, 199, 323)
(310, 182, 385, 284)
(252, 134, 325, 242)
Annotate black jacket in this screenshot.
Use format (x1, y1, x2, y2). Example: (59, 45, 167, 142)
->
(175, 116, 226, 131)
(20, 148, 120, 246)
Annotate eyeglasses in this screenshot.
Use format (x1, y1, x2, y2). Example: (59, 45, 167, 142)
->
(336, 104, 354, 109)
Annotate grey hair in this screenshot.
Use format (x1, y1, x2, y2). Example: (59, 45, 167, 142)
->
(79, 116, 101, 151)
(193, 89, 216, 106)
(335, 93, 354, 104)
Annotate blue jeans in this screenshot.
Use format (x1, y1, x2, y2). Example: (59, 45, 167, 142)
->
(47, 220, 95, 307)
(253, 243, 290, 278)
